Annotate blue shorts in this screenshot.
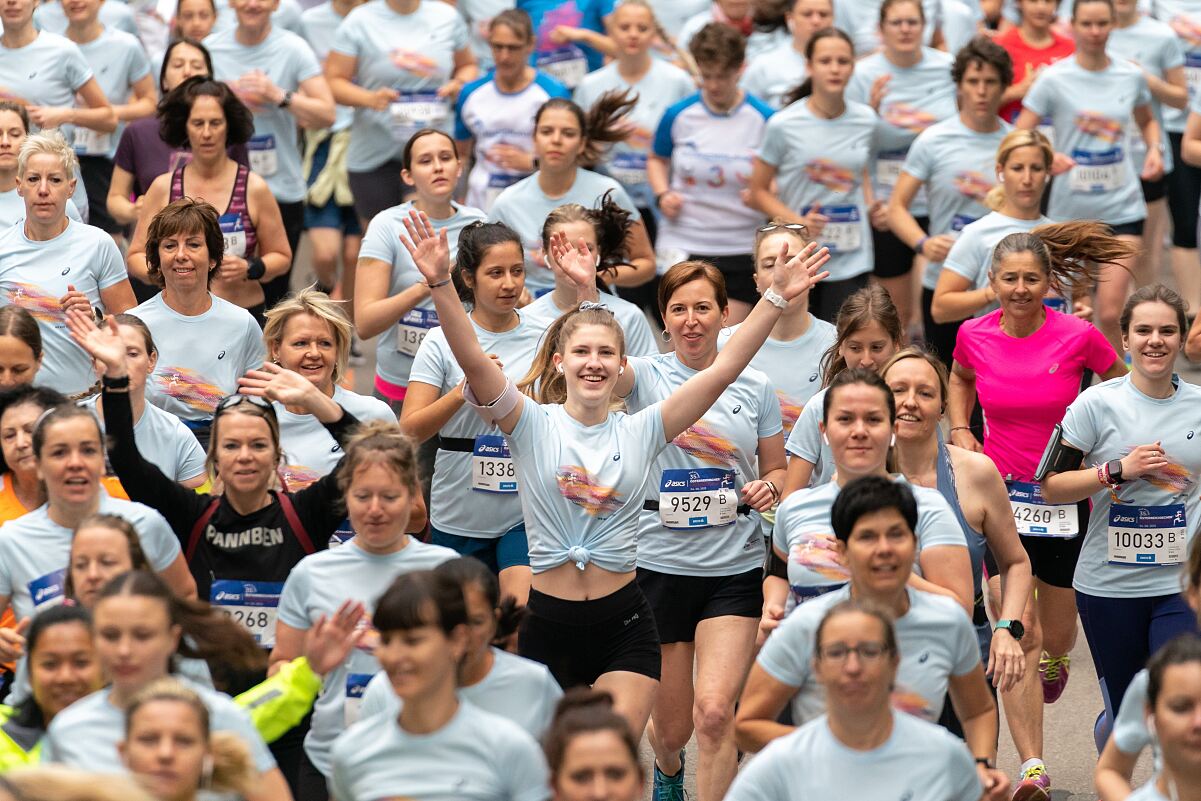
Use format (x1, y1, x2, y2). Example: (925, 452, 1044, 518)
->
(429, 523, 530, 571)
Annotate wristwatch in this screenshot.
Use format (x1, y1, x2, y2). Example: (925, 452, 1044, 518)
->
(278, 90, 294, 108)
(994, 619, 1025, 641)
(1106, 458, 1126, 484)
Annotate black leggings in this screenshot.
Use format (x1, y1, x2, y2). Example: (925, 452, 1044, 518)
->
(295, 748, 330, 801)
(264, 200, 305, 312)
(1167, 131, 1201, 249)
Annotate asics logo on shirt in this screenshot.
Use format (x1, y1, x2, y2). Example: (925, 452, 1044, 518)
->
(330, 443, 342, 453)
(809, 372, 819, 382)
(26, 72, 35, 79)
(1048, 363, 1059, 374)
(217, 350, 226, 360)
(613, 453, 620, 461)
(60, 268, 70, 275)
(918, 651, 930, 663)
(732, 405, 742, 414)
(1189, 431, 1195, 440)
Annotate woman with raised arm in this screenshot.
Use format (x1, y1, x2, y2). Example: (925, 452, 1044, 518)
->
(400, 209, 829, 738)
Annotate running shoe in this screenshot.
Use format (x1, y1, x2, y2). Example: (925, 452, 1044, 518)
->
(1011, 764, 1050, 801)
(1039, 652, 1070, 704)
(652, 750, 687, 801)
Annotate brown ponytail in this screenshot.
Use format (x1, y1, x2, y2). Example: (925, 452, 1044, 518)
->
(989, 221, 1137, 293)
(821, 284, 904, 385)
(535, 91, 638, 169)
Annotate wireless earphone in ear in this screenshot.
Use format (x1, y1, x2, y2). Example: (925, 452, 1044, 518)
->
(890, 434, 896, 448)
(822, 433, 830, 446)
(1146, 712, 1158, 740)
(998, 174, 1005, 184)
(557, 365, 564, 374)
(619, 366, 624, 375)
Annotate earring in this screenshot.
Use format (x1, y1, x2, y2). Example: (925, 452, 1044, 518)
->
(660, 329, 671, 343)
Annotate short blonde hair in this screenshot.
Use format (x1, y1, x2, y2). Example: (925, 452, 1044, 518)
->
(17, 129, 78, 180)
(263, 288, 352, 384)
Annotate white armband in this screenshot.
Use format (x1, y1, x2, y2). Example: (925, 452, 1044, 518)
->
(462, 378, 521, 423)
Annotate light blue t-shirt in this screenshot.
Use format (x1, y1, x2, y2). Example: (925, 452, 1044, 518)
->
(757, 98, 878, 282)
(941, 211, 1052, 292)
(574, 59, 696, 209)
(1059, 375, 1201, 598)
(1113, 667, 1153, 754)
(410, 314, 541, 539)
(651, 0, 707, 36)
(506, 401, 667, 573)
(1109, 16, 1184, 175)
(772, 477, 969, 604)
(1022, 57, 1151, 225)
(300, 1, 356, 132)
(80, 395, 207, 484)
(358, 200, 488, 387)
(454, 71, 570, 211)
(625, 353, 781, 576)
(1151, 0, 1201, 132)
(132, 292, 266, 421)
(519, 288, 657, 358)
(330, 700, 551, 801)
(358, 647, 563, 737)
(846, 48, 957, 214)
(835, 0, 939, 54)
(276, 385, 394, 490)
(724, 711, 982, 801)
(520, 0, 613, 85)
(330, 0, 469, 172)
(277, 537, 457, 775)
(757, 585, 980, 723)
(652, 93, 774, 256)
(458, 0, 516, 68)
(677, 11, 788, 62)
(741, 41, 807, 111)
(784, 385, 832, 485)
(73, 27, 151, 160)
(43, 676, 275, 772)
(718, 316, 836, 437)
(0, 32, 92, 149)
(0, 219, 128, 395)
(902, 116, 1010, 289)
(206, 26, 324, 203)
(34, 0, 139, 37)
(1126, 784, 1172, 801)
(489, 168, 639, 293)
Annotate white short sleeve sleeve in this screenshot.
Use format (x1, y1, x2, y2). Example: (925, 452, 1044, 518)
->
(785, 400, 822, 461)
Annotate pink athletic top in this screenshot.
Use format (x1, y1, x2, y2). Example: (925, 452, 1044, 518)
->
(953, 307, 1116, 481)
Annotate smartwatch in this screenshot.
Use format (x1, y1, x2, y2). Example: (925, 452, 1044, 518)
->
(994, 619, 1025, 641)
(1106, 458, 1126, 484)
(278, 90, 294, 108)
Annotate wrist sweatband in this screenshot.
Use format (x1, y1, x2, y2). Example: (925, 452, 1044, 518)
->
(247, 257, 267, 281)
(462, 378, 521, 423)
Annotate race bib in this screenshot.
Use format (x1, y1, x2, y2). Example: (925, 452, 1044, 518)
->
(247, 134, 278, 177)
(1008, 481, 1080, 538)
(608, 151, 648, 186)
(471, 434, 518, 493)
(1043, 296, 1068, 313)
(397, 308, 438, 356)
(658, 468, 737, 529)
(818, 205, 862, 253)
(389, 91, 449, 142)
(218, 213, 247, 259)
(28, 567, 66, 611)
(536, 46, 588, 88)
(344, 672, 373, 727)
(209, 580, 283, 648)
(950, 213, 976, 233)
(484, 172, 522, 210)
(329, 519, 354, 548)
(1186, 52, 1201, 95)
(1107, 504, 1188, 566)
(1070, 148, 1126, 194)
(875, 150, 907, 190)
(72, 126, 110, 156)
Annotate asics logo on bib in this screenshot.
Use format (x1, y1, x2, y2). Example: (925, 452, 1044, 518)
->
(214, 591, 240, 601)
(205, 526, 285, 549)
(476, 443, 507, 455)
(664, 479, 688, 488)
(35, 583, 60, 603)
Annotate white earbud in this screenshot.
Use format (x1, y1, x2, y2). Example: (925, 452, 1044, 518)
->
(557, 365, 564, 374)
(619, 366, 624, 375)
(998, 174, 1005, 184)
(890, 434, 896, 448)
(822, 433, 830, 446)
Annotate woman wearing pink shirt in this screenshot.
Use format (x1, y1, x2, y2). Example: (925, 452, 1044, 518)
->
(947, 219, 1127, 798)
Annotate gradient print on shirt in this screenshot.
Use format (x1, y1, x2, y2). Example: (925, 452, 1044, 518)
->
(670, 420, 739, 466)
(153, 367, 224, 415)
(556, 464, 623, 516)
(881, 102, 938, 134)
(803, 159, 856, 193)
(1074, 111, 1124, 143)
(0, 282, 66, 325)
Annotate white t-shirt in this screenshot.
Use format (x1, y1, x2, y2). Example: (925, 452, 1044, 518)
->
(73, 27, 152, 160)
(757, 585, 980, 723)
(741, 42, 807, 111)
(0, 31, 92, 146)
(724, 711, 981, 801)
(206, 26, 324, 202)
(358, 647, 563, 737)
(277, 385, 394, 490)
(277, 537, 457, 775)
(80, 395, 207, 484)
(330, 701, 551, 801)
(0, 189, 81, 228)
(132, 292, 265, 421)
(625, 353, 781, 576)
(0, 219, 128, 394)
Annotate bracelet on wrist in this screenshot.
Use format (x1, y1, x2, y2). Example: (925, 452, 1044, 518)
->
(102, 374, 131, 390)
(426, 277, 452, 289)
(246, 257, 266, 281)
(949, 426, 971, 433)
(914, 236, 929, 256)
(762, 287, 788, 309)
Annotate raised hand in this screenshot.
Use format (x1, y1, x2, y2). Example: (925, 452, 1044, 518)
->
(304, 600, 367, 676)
(238, 362, 326, 410)
(399, 210, 452, 286)
(65, 308, 127, 374)
(771, 240, 831, 303)
(547, 231, 598, 295)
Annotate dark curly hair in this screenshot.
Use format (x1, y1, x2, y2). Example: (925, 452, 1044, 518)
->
(158, 76, 255, 149)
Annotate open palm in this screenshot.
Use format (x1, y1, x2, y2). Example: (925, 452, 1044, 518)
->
(772, 241, 831, 302)
(399, 209, 452, 285)
(65, 308, 126, 372)
(548, 232, 597, 293)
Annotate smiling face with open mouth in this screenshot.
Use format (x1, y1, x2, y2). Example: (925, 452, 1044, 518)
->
(273, 311, 339, 394)
(156, 229, 215, 294)
(663, 276, 727, 366)
(885, 355, 944, 444)
(991, 250, 1050, 327)
(36, 415, 105, 509)
(1124, 299, 1182, 383)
